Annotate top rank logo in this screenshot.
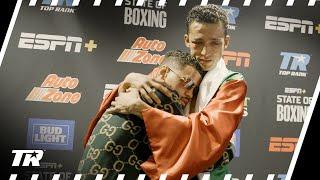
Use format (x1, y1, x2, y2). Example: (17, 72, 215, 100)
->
(220, 6, 239, 30)
(11, 150, 44, 167)
(18, 32, 97, 53)
(40, 0, 76, 13)
(265, 16, 320, 35)
(279, 52, 310, 77)
(41, 0, 72, 6)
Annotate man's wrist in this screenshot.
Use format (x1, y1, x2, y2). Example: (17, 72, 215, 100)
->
(125, 73, 144, 87)
(134, 100, 151, 118)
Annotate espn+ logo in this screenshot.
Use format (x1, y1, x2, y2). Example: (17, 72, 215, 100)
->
(265, 16, 320, 35)
(18, 32, 97, 53)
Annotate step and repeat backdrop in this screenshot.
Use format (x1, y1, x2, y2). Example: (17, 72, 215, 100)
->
(0, 0, 319, 179)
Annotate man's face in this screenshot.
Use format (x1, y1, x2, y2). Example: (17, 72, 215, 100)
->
(184, 21, 230, 71)
(161, 65, 202, 106)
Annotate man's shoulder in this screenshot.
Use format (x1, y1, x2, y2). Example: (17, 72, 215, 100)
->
(223, 70, 245, 83)
(215, 70, 247, 98)
(217, 70, 247, 93)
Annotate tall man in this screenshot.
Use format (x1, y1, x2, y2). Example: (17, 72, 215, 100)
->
(104, 4, 247, 180)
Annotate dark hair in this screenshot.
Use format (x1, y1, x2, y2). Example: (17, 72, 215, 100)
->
(185, 4, 228, 36)
(161, 50, 205, 78)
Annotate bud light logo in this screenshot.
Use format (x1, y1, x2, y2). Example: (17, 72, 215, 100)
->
(27, 118, 75, 150)
(279, 52, 310, 77)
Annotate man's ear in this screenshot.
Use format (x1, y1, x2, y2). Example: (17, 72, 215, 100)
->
(224, 35, 230, 49)
(184, 34, 190, 48)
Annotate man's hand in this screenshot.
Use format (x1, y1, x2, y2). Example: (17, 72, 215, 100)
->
(119, 72, 171, 104)
(106, 88, 151, 118)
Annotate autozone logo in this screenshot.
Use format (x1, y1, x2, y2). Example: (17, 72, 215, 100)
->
(265, 16, 320, 35)
(18, 32, 97, 53)
(25, 74, 81, 104)
(223, 51, 251, 68)
(269, 137, 298, 153)
(117, 37, 166, 65)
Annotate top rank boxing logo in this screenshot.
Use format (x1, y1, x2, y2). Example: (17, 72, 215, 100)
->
(279, 52, 310, 77)
(41, 0, 73, 6)
(220, 6, 239, 30)
(39, 0, 76, 13)
(11, 150, 44, 167)
(10, 150, 44, 179)
(18, 32, 97, 53)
